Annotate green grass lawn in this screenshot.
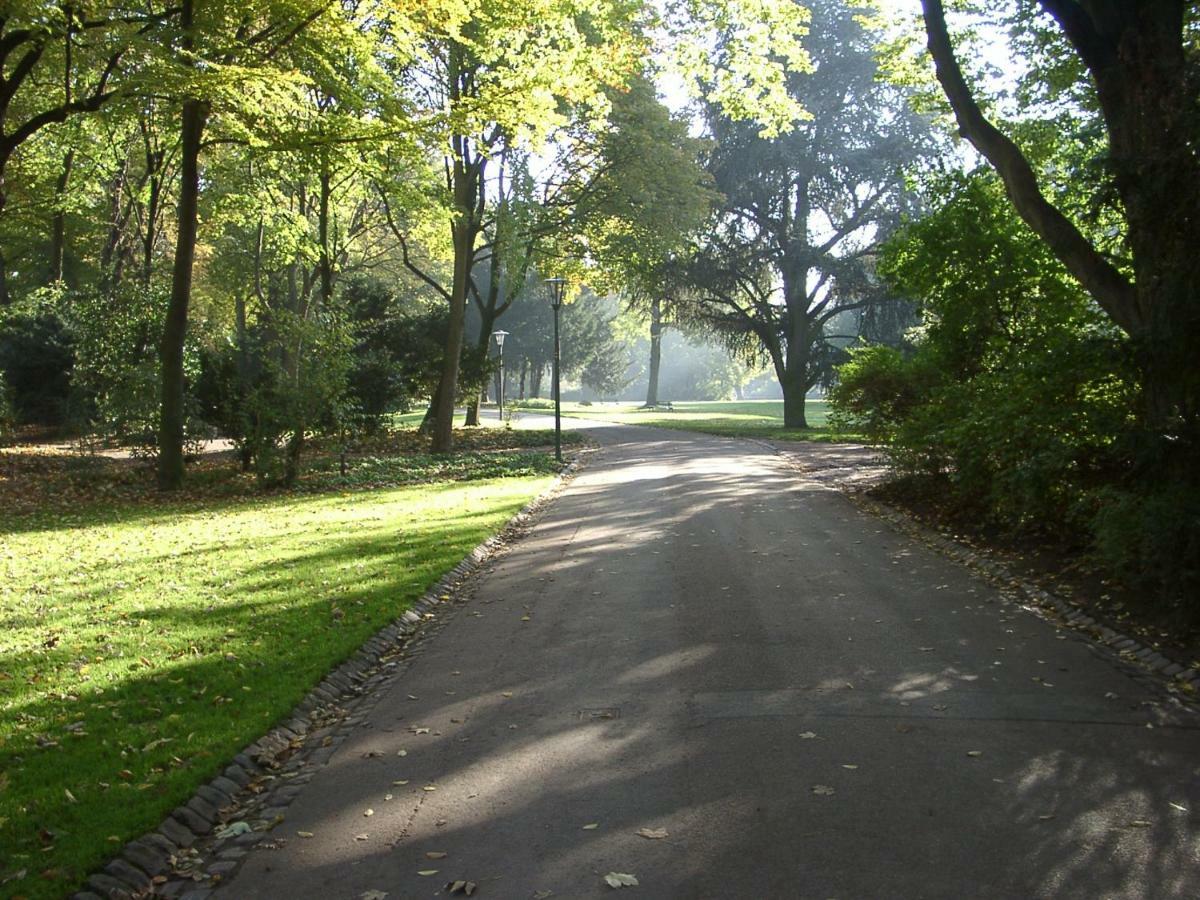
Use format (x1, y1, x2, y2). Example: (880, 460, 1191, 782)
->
(0, 449, 558, 899)
(525, 399, 862, 442)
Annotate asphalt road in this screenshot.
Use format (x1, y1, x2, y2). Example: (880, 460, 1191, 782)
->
(215, 422, 1200, 900)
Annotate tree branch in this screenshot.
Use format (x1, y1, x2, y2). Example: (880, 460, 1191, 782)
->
(921, 0, 1139, 333)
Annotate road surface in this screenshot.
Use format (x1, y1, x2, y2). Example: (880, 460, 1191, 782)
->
(215, 421, 1200, 899)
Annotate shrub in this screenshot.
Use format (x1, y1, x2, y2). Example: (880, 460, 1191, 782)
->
(0, 290, 75, 427)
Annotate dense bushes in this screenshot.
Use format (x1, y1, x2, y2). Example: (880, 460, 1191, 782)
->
(0, 294, 74, 427)
(832, 173, 1197, 610)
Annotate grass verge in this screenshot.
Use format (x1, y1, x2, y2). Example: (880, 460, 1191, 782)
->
(521, 399, 864, 443)
(0, 438, 561, 899)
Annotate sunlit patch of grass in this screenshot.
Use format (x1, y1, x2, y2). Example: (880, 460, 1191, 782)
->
(0, 474, 552, 899)
(544, 399, 863, 442)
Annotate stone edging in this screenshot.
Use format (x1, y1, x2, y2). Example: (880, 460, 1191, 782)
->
(72, 452, 588, 900)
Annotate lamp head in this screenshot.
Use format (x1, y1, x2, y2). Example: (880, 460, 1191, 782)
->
(545, 276, 567, 310)
(491, 329, 509, 350)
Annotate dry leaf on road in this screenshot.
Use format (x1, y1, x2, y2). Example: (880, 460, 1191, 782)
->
(604, 872, 639, 888)
(812, 785, 835, 796)
(636, 827, 668, 839)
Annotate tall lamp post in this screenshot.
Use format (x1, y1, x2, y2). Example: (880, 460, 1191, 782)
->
(491, 330, 509, 422)
(545, 277, 567, 463)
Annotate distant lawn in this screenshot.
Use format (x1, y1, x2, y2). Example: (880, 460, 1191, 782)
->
(522, 399, 862, 443)
(0, 442, 559, 899)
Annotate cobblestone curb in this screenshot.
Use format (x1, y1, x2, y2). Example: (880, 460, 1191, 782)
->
(770, 444, 1198, 708)
(71, 451, 588, 900)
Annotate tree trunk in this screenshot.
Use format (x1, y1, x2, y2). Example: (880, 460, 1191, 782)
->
(530, 364, 543, 399)
(49, 149, 75, 284)
(156, 94, 209, 490)
(0, 177, 9, 307)
(644, 296, 663, 407)
(464, 308, 496, 426)
(518, 359, 527, 400)
(781, 372, 809, 429)
(431, 142, 484, 451)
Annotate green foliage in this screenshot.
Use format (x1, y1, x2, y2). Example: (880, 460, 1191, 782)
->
(831, 170, 1200, 604)
(342, 277, 449, 429)
(67, 284, 176, 450)
(0, 369, 14, 442)
(0, 291, 75, 427)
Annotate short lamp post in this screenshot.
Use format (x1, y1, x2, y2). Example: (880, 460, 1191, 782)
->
(545, 277, 567, 463)
(491, 330, 509, 422)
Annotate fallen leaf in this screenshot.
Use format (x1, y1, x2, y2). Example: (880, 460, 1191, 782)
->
(966, 751, 983, 758)
(582, 823, 599, 830)
(363, 809, 374, 817)
(1037, 815, 1055, 822)
(501, 692, 513, 698)
(64, 788, 77, 803)
(841, 764, 858, 770)
(799, 731, 817, 740)
(393, 780, 409, 786)
(417, 869, 439, 876)
(297, 831, 314, 838)
(425, 851, 447, 859)
(423, 785, 437, 792)
(445, 881, 477, 896)
(636, 827, 668, 840)
(216, 821, 252, 839)
(360, 891, 388, 900)
(355, 834, 369, 842)
(604, 872, 639, 888)
(812, 785, 835, 796)
(1129, 819, 1152, 828)
(414, 728, 430, 735)
(1170, 802, 1188, 812)
(533, 892, 554, 899)
(397, 750, 408, 757)
(384, 794, 394, 801)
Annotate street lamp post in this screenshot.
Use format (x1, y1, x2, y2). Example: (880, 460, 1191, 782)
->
(545, 277, 567, 463)
(491, 330, 509, 423)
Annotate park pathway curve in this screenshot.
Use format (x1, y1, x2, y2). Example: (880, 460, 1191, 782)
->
(215, 422, 1200, 900)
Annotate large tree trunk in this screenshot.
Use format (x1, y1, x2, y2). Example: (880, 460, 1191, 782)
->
(463, 308, 496, 427)
(644, 296, 663, 407)
(156, 95, 209, 489)
(922, 0, 1200, 465)
(431, 122, 483, 451)
(0, 176, 9, 306)
(781, 376, 809, 429)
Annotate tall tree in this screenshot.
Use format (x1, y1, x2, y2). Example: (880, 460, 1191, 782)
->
(687, 0, 934, 427)
(920, 0, 1200, 475)
(0, 2, 173, 303)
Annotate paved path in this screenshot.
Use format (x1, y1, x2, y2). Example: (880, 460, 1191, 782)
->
(216, 423, 1200, 899)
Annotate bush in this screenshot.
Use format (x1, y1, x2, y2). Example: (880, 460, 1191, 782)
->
(1092, 486, 1200, 609)
(0, 369, 15, 442)
(0, 291, 75, 427)
(67, 284, 179, 452)
(835, 171, 1181, 586)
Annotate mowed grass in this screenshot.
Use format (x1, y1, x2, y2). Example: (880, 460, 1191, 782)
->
(0, 464, 555, 898)
(544, 399, 861, 442)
